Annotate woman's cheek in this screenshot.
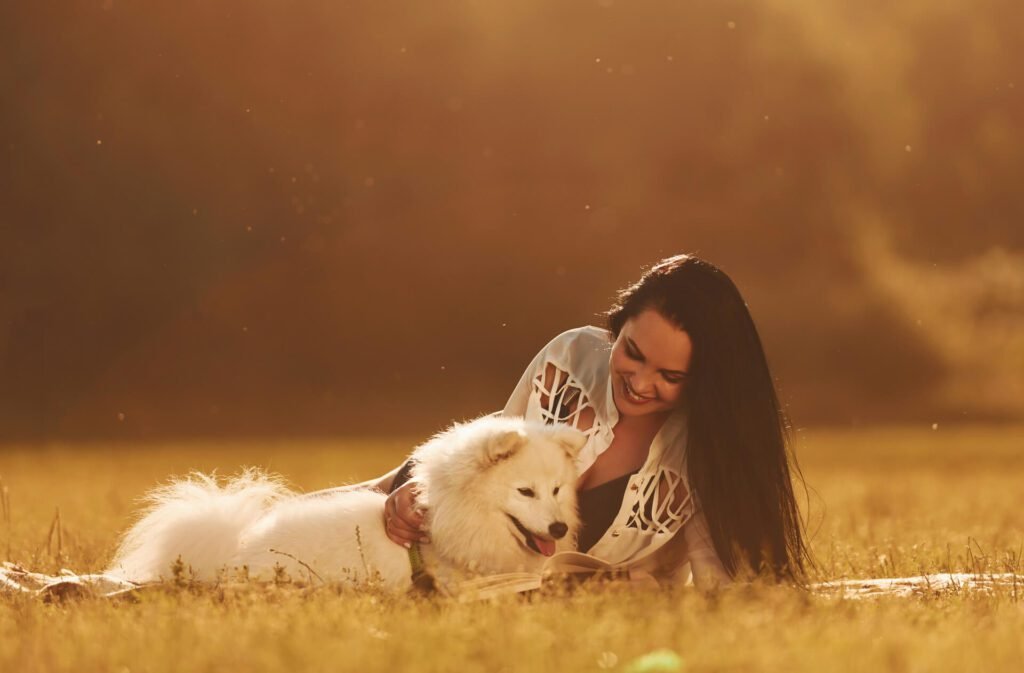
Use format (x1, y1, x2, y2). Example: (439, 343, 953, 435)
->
(612, 355, 634, 378)
(660, 383, 682, 405)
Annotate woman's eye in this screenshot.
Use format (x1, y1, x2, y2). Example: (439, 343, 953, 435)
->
(517, 488, 536, 498)
(662, 375, 683, 384)
(625, 347, 642, 361)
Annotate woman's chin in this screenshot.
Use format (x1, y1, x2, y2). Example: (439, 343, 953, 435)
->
(617, 404, 667, 418)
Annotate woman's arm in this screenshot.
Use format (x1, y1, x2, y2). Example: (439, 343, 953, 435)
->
(304, 462, 406, 498)
(373, 462, 407, 494)
(307, 459, 426, 547)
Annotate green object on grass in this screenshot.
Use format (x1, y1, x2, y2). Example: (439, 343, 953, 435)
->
(407, 541, 438, 594)
(407, 541, 425, 576)
(622, 648, 684, 673)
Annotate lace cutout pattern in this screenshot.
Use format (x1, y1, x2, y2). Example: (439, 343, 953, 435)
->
(625, 467, 692, 535)
(532, 362, 599, 439)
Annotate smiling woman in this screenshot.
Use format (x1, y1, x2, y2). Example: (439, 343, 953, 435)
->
(380, 254, 811, 588)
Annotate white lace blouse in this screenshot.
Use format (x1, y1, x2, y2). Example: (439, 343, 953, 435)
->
(501, 325, 731, 588)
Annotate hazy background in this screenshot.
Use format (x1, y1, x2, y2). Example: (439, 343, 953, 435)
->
(3, 0, 1022, 441)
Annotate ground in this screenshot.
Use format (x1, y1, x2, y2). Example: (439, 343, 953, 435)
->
(1, 425, 1022, 672)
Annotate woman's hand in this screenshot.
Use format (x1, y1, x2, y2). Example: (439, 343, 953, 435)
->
(384, 480, 429, 548)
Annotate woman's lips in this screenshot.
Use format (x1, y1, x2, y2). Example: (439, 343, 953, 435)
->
(621, 377, 656, 404)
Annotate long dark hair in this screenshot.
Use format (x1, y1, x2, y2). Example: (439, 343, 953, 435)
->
(607, 254, 810, 581)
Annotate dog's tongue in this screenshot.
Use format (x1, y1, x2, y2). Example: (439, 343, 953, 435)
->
(533, 535, 556, 557)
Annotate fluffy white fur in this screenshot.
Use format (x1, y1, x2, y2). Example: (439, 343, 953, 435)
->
(107, 416, 585, 590)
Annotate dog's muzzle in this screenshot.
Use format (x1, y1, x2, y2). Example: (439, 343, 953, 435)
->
(506, 514, 562, 557)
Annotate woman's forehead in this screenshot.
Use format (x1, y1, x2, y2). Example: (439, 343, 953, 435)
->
(623, 309, 692, 367)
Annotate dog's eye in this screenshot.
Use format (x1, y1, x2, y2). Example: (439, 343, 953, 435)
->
(517, 487, 536, 498)
(553, 486, 560, 496)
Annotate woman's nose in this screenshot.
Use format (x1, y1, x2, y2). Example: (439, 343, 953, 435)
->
(630, 371, 657, 394)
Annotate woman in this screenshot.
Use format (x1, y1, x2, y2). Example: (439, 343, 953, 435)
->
(373, 254, 810, 587)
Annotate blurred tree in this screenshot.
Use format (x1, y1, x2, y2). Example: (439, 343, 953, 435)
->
(1, 0, 1020, 439)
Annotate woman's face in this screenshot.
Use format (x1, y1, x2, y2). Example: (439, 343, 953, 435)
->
(610, 308, 692, 417)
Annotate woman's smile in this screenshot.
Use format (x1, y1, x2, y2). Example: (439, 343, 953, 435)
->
(621, 377, 657, 405)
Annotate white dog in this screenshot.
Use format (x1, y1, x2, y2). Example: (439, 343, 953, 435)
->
(106, 416, 585, 591)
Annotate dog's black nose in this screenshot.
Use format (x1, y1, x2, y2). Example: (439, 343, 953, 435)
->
(549, 522, 568, 539)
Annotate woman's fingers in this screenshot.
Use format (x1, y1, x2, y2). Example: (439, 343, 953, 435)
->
(397, 484, 430, 544)
(384, 483, 429, 547)
(396, 486, 424, 524)
(386, 519, 420, 547)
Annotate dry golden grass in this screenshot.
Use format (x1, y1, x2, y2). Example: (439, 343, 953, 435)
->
(1, 425, 1023, 673)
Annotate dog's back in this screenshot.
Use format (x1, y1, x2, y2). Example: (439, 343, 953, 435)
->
(107, 469, 289, 582)
(235, 489, 409, 585)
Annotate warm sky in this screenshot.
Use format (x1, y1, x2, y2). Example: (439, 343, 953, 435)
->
(3, 0, 1022, 439)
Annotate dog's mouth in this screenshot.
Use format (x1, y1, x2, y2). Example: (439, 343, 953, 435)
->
(506, 514, 557, 557)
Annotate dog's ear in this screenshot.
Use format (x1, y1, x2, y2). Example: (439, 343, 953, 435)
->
(549, 427, 587, 460)
(484, 428, 528, 466)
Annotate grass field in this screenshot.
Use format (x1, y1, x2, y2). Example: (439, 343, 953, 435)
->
(1, 425, 1022, 672)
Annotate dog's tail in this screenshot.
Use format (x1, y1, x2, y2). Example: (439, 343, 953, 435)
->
(106, 468, 291, 583)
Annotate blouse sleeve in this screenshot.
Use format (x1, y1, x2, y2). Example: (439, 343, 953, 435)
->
(500, 335, 556, 417)
(683, 509, 732, 589)
(501, 326, 598, 418)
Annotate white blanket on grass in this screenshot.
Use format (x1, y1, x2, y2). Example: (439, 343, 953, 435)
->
(2, 557, 1020, 601)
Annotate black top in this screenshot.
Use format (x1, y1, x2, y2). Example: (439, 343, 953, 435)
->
(575, 471, 638, 553)
(389, 459, 635, 554)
